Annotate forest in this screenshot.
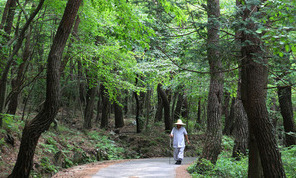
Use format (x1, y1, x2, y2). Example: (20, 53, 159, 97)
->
(0, 0, 295, 177)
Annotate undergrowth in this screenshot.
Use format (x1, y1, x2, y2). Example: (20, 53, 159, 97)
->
(188, 136, 296, 178)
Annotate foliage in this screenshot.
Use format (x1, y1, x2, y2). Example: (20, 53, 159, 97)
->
(188, 136, 248, 178)
(281, 145, 296, 177)
(88, 130, 126, 160)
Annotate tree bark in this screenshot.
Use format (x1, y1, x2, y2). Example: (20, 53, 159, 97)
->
(232, 70, 249, 158)
(199, 0, 223, 165)
(223, 97, 235, 135)
(158, 83, 172, 132)
(114, 95, 124, 128)
(100, 84, 110, 129)
(277, 86, 296, 146)
(83, 85, 97, 129)
(154, 84, 163, 122)
(240, 1, 286, 177)
(173, 93, 183, 122)
(8, 0, 82, 177)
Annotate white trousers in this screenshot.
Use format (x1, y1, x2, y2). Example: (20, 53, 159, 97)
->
(173, 147, 185, 161)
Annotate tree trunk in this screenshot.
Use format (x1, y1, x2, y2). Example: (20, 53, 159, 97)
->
(195, 98, 201, 129)
(77, 59, 86, 106)
(232, 98, 248, 158)
(7, 26, 32, 115)
(95, 90, 101, 123)
(154, 84, 163, 122)
(8, 0, 82, 177)
(114, 95, 124, 128)
(232, 70, 249, 158)
(199, 0, 223, 165)
(158, 83, 172, 132)
(173, 93, 183, 122)
(100, 84, 109, 129)
(240, 1, 286, 177)
(181, 95, 188, 119)
(222, 91, 230, 122)
(277, 86, 296, 146)
(3, 0, 16, 37)
(83, 85, 97, 129)
(248, 130, 264, 178)
(223, 97, 235, 135)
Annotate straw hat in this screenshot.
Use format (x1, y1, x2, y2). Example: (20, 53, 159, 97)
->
(174, 119, 186, 125)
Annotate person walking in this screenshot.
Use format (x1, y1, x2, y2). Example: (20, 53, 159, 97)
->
(170, 119, 190, 165)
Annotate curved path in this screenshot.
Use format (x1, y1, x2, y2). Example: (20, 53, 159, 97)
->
(92, 157, 196, 178)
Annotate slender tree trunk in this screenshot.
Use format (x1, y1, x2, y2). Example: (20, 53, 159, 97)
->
(155, 84, 163, 122)
(8, 1, 82, 177)
(195, 98, 201, 129)
(77, 60, 86, 106)
(114, 94, 124, 128)
(199, 0, 223, 165)
(181, 95, 188, 119)
(223, 97, 235, 135)
(240, 1, 286, 177)
(7, 26, 32, 115)
(232, 70, 249, 158)
(95, 90, 101, 123)
(145, 88, 151, 130)
(173, 93, 183, 122)
(158, 83, 172, 132)
(222, 91, 230, 122)
(83, 85, 97, 129)
(100, 84, 109, 129)
(277, 86, 296, 146)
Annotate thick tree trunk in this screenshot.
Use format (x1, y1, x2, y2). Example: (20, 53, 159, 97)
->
(83, 86, 97, 129)
(114, 95, 124, 128)
(158, 83, 172, 132)
(8, 0, 82, 177)
(241, 2, 286, 177)
(248, 131, 263, 178)
(277, 86, 296, 146)
(199, 0, 223, 165)
(100, 84, 109, 129)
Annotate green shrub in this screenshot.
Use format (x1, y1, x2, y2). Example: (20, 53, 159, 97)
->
(281, 145, 296, 178)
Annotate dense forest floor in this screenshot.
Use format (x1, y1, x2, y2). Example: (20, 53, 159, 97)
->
(0, 110, 202, 178)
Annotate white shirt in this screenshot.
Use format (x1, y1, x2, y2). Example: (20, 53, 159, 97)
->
(171, 126, 187, 148)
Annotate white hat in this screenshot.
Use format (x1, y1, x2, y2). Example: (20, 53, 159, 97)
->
(174, 119, 186, 125)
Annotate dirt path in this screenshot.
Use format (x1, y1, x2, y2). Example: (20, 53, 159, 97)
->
(52, 157, 195, 178)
